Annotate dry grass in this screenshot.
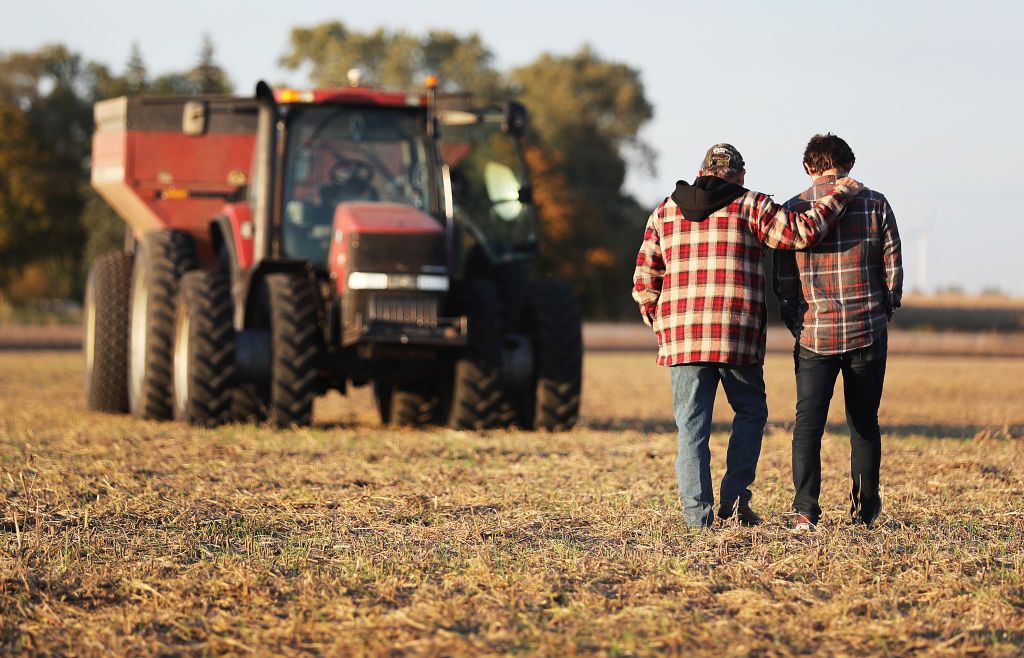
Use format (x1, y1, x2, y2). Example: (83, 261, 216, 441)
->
(1, 350, 1023, 656)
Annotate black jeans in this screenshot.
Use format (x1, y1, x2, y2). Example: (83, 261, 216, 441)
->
(792, 331, 887, 523)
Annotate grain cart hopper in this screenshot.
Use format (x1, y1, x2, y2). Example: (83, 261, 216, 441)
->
(84, 76, 582, 430)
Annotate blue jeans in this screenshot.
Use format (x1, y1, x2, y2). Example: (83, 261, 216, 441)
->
(669, 364, 768, 527)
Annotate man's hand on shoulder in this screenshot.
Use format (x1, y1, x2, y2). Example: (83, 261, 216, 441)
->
(834, 177, 864, 196)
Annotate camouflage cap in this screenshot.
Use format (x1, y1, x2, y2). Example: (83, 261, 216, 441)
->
(701, 143, 745, 172)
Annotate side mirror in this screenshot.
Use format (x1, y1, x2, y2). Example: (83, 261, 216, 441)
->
(182, 101, 208, 136)
(502, 101, 527, 136)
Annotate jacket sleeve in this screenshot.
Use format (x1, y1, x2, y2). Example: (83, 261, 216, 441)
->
(632, 206, 666, 327)
(747, 181, 861, 250)
(879, 196, 903, 317)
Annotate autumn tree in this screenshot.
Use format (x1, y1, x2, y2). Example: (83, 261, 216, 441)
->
(512, 47, 654, 317)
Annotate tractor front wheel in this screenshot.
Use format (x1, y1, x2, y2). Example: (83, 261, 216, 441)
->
(265, 272, 324, 427)
(447, 279, 504, 430)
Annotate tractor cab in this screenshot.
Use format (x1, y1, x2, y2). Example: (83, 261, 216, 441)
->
(438, 102, 537, 266)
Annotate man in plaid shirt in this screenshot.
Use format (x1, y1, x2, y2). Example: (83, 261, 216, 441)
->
(773, 134, 902, 531)
(632, 143, 863, 528)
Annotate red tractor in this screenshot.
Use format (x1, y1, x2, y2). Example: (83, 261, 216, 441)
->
(83, 77, 582, 430)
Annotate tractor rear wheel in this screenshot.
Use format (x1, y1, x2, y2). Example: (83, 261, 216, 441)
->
(524, 281, 582, 431)
(128, 231, 198, 420)
(83, 251, 133, 412)
(232, 384, 267, 424)
(265, 272, 324, 427)
(377, 381, 443, 427)
(447, 279, 504, 430)
(172, 271, 236, 426)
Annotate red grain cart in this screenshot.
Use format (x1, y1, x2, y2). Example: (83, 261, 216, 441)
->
(83, 79, 582, 429)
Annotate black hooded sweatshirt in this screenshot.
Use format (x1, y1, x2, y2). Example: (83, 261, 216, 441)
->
(670, 176, 748, 223)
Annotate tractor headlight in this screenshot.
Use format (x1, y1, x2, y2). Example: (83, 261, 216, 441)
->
(347, 272, 449, 292)
(348, 272, 389, 290)
(415, 275, 449, 292)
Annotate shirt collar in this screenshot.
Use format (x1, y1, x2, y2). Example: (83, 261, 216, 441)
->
(811, 172, 848, 186)
(804, 172, 848, 200)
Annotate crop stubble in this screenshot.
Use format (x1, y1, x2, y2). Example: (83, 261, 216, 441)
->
(1, 350, 1023, 656)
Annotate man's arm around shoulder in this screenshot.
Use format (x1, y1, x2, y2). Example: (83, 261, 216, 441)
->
(748, 177, 863, 250)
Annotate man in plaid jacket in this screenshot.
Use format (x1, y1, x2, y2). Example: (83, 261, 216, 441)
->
(632, 143, 862, 528)
(774, 134, 902, 531)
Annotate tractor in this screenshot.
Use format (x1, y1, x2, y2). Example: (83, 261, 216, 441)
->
(83, 74, 582, 430)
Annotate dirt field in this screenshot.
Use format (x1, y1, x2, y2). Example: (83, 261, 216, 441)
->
(1, 350, 1023, 656)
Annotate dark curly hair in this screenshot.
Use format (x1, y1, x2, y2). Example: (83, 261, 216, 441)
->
(802, 133, 855, 175)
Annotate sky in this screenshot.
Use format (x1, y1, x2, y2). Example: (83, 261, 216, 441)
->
(4, 0, 1023, 294)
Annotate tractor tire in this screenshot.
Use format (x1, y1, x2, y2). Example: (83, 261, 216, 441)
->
(447, 279, 505, 430)
(526, 281, 582, 431)
(171, 271, 236, 426)
(389, 382, 444, 427)
(232, 384, 267, 424)
(373, 382, 393, 425)
(128, 231, 198, 420)
(83, 251, 133, 412)
(265, 272, 324, 427)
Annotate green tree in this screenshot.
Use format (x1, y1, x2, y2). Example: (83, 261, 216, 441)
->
(0, 45, 92, 297)
(0, 102, 49, 289)
(281, 21, 503, 95)
(152, 34, 233, 96)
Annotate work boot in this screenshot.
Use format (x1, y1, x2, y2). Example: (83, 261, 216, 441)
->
(850, 490, 883, 529)
(717, 500, 762, 527)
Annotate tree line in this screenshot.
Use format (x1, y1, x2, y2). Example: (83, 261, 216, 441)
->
(0, 25, 655, 319)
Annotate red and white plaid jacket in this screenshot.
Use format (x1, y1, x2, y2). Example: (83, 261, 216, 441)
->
(774, 175, 903, 354)
(632, 183, 860, 366)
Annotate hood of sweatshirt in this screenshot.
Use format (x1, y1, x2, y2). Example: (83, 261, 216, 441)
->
(670, 176, 748, 222)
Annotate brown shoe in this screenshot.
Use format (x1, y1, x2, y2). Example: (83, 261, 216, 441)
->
(792, 513, 816, 533)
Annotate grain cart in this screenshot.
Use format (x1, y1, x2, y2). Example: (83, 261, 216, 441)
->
(83, 76, 582, 430)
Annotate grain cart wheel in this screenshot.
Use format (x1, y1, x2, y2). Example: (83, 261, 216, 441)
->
(83, 251, 133, 412)
(128, 231, 198, 419)
(525, 281, 582, 431)
(265, 272, 324, 427)
(383, 382, 444, 427)
(447, 279, 504, 430)
(171, 271, 236, 426)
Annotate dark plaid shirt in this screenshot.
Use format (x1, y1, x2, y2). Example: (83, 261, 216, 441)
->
(632, 182, 860, 366)
(773, 174, 903, 355)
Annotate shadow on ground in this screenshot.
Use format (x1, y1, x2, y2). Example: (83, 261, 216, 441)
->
(582, 417, 1023, 439)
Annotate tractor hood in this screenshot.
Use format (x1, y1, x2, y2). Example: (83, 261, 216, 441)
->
(328, 202, 448, 295)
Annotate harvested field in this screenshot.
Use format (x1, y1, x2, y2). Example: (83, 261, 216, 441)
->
(1, 349, 1023, 656)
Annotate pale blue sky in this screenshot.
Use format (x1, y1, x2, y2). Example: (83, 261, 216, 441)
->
(4, 0, 1022, 294)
